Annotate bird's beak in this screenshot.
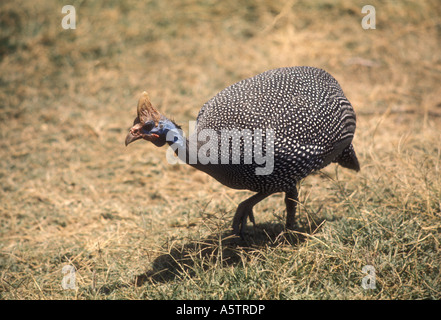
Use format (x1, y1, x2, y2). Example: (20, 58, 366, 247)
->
(125, 131, 140, 146)
(125, 124, 160, 146)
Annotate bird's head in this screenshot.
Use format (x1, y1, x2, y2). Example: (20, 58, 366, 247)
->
(125, 92, 171, 147)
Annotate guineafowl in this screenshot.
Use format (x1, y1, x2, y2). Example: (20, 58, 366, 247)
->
(125, 66, 360, 237)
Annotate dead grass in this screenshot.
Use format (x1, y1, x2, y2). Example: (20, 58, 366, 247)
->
(1, 0, 441, 299)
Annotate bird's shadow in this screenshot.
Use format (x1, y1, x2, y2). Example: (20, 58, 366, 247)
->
(133, 217, 325, 286)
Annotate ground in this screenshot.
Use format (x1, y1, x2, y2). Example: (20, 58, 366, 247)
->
(1, 0, 440, 299)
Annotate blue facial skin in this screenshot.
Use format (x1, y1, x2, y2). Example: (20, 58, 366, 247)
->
(141, 119, 184, 147)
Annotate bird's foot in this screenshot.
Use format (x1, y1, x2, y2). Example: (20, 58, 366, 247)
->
(285, 221, 296, 231)
(232, 206, 255, 239)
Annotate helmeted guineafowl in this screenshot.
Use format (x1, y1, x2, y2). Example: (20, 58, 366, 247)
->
(125, 66, 360, 237)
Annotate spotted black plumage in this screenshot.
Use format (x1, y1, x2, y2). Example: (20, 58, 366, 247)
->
(126, 66, 360, 237)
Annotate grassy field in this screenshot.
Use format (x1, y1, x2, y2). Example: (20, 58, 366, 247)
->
(1, 0, 440, 299)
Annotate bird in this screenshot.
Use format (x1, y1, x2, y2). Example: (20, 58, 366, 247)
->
(125, 66, 360, 238)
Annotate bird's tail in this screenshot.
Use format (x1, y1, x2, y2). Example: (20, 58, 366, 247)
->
(334, 143, 360, 172)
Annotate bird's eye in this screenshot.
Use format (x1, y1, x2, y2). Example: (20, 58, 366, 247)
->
(142, 120, 155, 132)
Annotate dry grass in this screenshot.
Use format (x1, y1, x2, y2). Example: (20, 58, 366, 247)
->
(1, 0, 441, 299)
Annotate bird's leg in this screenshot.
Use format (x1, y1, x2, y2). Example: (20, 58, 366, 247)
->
(232, 192, 271, 238)
(285, 188, 298, 230)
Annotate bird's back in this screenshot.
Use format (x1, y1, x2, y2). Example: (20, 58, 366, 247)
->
(193, 66, 358, 192)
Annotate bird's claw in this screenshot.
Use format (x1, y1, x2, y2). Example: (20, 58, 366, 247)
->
(232, 209, 255, 239)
